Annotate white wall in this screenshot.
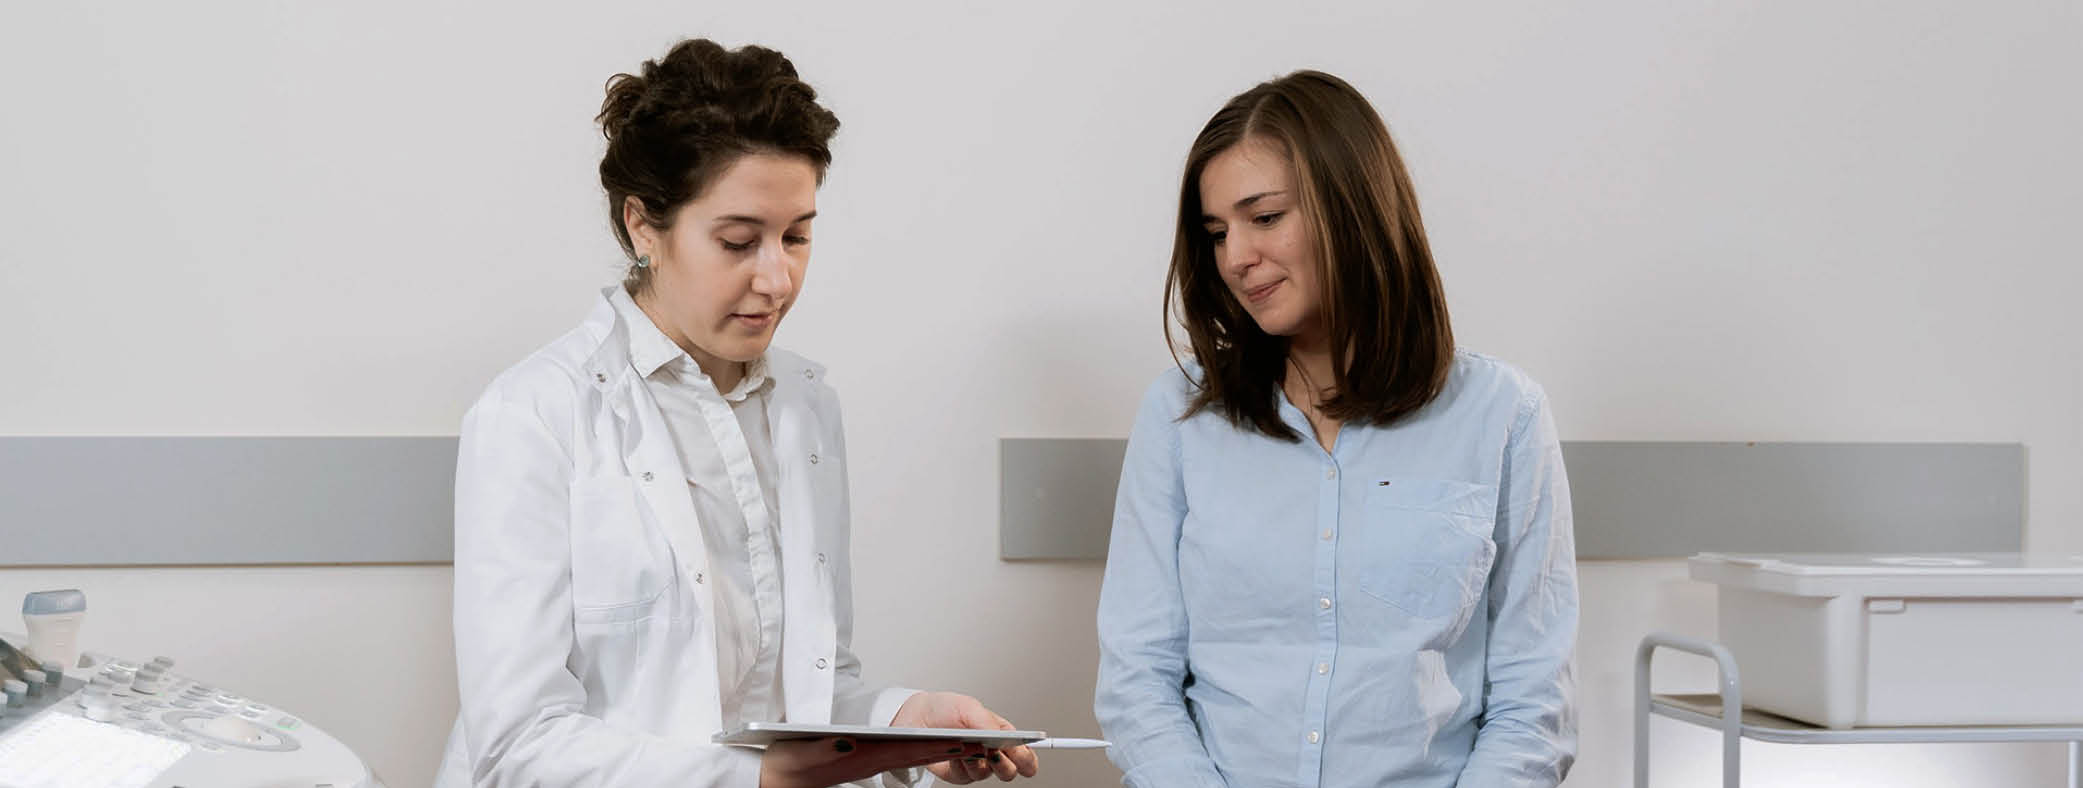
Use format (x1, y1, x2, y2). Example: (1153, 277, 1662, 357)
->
(3, 1, 2078, 786)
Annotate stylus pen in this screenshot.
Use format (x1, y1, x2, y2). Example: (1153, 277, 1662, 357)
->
(1020, 738, 1111, 750)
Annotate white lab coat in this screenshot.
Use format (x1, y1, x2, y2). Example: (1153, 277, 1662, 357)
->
(435, 288, 916, 787)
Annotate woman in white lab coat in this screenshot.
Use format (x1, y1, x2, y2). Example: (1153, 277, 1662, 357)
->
(436, 39, 1041, 788)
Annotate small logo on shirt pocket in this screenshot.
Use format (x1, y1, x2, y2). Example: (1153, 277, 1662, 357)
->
(1355, 479, 1498, 620)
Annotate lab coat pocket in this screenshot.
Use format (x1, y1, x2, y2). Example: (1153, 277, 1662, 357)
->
(567, 475, 676, 615)
(1356, 479, 1499, 620)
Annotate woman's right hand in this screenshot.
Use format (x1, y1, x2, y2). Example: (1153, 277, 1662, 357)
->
(760, 737, 986, 788)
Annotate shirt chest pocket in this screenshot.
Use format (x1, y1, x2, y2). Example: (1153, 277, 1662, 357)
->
(568, 475, 677, 617)
(1354, 478, 1499, 620)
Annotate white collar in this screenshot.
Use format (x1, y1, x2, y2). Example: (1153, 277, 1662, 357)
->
(608, 286, 772, 401)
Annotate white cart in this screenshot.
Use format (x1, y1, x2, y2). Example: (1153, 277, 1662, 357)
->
(1635, 632, 2083, 787)
(1635, 552, 2083, 787)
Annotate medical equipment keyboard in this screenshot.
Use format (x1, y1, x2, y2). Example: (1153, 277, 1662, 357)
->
(0, 634, 378, 788)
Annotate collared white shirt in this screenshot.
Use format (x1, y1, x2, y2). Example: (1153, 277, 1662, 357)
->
(611, 288, 789, 729)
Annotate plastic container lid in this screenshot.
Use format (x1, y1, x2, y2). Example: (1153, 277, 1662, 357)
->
(22, 589, 85, 616)
(1689, 552, 2083, 597)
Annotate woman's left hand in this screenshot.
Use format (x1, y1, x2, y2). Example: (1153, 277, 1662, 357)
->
(889, 691, 1041, 783)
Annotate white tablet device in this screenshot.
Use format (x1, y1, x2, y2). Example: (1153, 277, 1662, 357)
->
(713, 722, 1047, 750)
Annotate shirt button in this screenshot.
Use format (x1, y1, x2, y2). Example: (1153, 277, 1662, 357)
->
(1318, 597, 1332, 610)
(815, 658, 828, 670)
(1321, 529, 1333, 541)
(640, 471, 654, 482)
(1324, 467, 1337, 480)
(1308, 730, 1321, 744)
(1318, 662, 1329, 675)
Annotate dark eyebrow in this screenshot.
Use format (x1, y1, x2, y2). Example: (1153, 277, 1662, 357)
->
(715, 211, 818, 227)
(1202, 191, 1288, 222)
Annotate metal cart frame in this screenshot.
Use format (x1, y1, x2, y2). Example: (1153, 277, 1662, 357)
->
(1635, 632, 2083, 787)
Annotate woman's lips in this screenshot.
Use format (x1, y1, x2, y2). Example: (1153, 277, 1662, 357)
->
(1244, 280, 1283, 304)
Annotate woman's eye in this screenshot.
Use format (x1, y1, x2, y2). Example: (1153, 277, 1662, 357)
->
(1207, 229, 1227, 245)
(783, 235, 810, 246)
(1252, 211, 1284, 226)
(720, 239, 755, 252)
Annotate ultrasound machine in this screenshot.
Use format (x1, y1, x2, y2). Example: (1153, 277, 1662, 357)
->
(0, 590, 379, 788)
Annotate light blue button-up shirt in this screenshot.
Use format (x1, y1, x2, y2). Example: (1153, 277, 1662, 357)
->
(1095, 351, 1578, 788)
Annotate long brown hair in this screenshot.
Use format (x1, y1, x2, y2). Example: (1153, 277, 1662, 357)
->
(1165, 70, 1454, 442)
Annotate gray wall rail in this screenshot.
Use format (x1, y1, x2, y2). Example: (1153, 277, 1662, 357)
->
(0, 437, 458, 566)
(0, 437, 2025, 565)
(999, 439, 2025, 560)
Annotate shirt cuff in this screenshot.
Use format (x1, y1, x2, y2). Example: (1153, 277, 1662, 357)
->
(869, 687, 921, 727)
(858, 688, 928, 787)
(721, 742, 765, 787)
(878, 767, 927, 788)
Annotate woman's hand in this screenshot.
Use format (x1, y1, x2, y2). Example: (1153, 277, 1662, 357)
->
(760, 736, 984, 788)
(890, 691, 1042, 783)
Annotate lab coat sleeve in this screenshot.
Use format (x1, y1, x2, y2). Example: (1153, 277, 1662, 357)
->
(1093, 378, 1230, 788)
(451, 392, 763, 787)
(1456, 389, 1579, 786)
(834, 632, 924, 788)
(818, 390, 929, 788)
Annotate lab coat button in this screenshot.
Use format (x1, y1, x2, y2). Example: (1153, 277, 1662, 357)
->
(594, 373, 606, 383)
(694, 572, 706, 584)
(803, 370, 815, 380)
(816, 552, 827, 564)
(641, 471, 654, 482)
(809, 453, 820, 464)
(815, 658, 828, 670)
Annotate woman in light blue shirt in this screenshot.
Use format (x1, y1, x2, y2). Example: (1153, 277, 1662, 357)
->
(1094, 71, 1578, 787)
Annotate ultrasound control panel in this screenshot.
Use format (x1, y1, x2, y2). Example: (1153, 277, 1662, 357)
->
(0, 635, 377, 788)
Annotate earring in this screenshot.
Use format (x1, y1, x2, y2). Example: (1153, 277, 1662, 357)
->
(635, 254, 651, 269)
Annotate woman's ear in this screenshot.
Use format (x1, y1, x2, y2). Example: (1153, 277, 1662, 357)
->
(622, 196, 654, 257)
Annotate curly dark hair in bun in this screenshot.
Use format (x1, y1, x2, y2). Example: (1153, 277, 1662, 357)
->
(596, 38, 839, 291)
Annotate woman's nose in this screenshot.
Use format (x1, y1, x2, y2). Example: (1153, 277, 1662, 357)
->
(751, 244, 793, 298)
(1220, 231, 1261, 277)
